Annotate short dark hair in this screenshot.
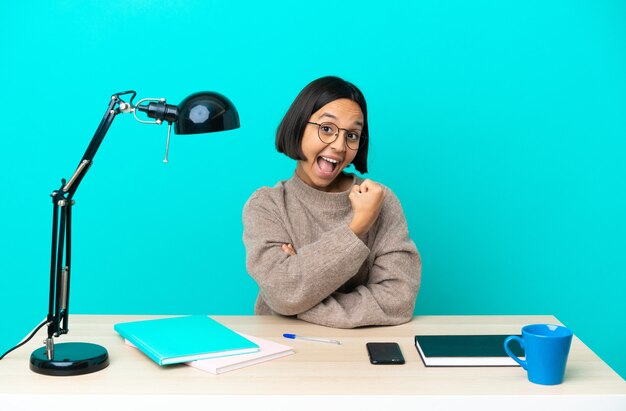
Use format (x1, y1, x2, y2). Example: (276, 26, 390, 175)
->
(276, 76, 369, 174)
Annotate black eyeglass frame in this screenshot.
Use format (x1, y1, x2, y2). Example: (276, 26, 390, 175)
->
(307, 121, 365, 150)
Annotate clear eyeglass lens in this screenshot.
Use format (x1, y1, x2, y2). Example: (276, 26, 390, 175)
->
(319, 123, 337, 140)
(345, 132, 361, 150)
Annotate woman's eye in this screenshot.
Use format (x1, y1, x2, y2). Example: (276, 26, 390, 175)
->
(347, 132, 360, 141)
(321, 126, 334, 134)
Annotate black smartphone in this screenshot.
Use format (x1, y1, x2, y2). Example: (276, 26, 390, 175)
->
(366, 342, 405, 364)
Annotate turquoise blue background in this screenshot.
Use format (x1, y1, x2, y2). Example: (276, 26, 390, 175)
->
(1, 1, 624, 379)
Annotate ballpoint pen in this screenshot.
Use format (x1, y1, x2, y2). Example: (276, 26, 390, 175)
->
(283, 333, 341, 345)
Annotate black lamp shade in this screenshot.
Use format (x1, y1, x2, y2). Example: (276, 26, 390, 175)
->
(174, 92, 240, 135)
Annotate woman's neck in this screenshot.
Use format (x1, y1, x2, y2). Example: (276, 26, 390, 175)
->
(295, 167, 352, 193)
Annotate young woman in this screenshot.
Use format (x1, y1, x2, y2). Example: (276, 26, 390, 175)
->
(242, 76, 421, 328)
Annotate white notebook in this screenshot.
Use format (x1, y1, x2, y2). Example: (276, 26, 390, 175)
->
(187, 333, 294, 374)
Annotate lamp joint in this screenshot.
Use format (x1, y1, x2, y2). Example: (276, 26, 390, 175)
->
(45, 337, 54, 360)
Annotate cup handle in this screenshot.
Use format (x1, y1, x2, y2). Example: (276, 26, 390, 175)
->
(504, 336, 527, 370)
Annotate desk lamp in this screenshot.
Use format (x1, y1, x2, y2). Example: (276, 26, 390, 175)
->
(28, 90, 240, 376)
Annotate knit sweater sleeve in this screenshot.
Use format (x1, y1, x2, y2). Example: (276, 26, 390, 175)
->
(296, 190, 421, 328)
(242, 189, 370, 316)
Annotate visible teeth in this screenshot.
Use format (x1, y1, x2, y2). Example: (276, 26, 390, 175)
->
(321, 156, 339, 164)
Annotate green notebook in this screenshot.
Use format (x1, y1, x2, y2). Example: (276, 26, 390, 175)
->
(114, 315, 259, 365)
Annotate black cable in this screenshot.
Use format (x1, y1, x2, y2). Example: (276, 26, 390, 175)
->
(0, 320, 49, 360)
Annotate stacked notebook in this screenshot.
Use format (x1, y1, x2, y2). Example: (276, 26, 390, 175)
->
(115, 315, 294, 373)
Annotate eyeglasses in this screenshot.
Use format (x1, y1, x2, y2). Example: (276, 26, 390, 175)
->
(307, 121, 363, 150)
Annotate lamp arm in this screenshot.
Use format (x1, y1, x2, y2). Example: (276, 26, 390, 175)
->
(45, 92, 135, 346)
(64, 91, 135, 198)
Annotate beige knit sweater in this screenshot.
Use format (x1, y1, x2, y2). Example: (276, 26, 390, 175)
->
(242, 173, 421, 328)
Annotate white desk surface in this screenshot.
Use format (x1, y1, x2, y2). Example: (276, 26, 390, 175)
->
(1, 314, 624, 410)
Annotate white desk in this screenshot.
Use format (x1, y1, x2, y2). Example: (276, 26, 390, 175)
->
(1, 315, 624, 410)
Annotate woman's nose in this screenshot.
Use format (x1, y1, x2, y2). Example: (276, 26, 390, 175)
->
(329, 131, 347, 151)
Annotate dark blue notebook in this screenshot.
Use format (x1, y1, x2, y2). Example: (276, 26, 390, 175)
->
(414, 334, 524, 367)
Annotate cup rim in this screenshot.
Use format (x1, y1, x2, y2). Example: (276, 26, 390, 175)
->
(523, 323, 573, 338)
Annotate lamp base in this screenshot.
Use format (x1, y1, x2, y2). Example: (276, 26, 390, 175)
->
(30, 342, 109, 376)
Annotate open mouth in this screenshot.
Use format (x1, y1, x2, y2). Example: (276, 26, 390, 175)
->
(316, 156, 340, 176)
